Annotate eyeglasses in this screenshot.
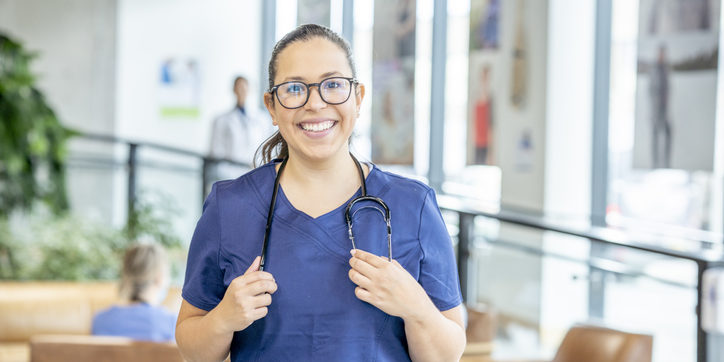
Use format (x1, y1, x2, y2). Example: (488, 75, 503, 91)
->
(269, 76, 358, 109)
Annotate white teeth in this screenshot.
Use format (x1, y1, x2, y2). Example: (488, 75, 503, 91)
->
(301, 121, 334, 132)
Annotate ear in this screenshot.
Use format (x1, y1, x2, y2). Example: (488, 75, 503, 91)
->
(355, 83, 365, 116)
(264, 92, 278, 126)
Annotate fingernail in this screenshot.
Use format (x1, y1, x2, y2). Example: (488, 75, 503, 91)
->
(350, 249, 356, 255)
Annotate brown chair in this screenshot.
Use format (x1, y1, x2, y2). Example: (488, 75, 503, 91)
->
(30, 335, 185, 362)
(462, 325, 653, 362)
(465, 304, 497, 356)
(551, 325, 652, 362)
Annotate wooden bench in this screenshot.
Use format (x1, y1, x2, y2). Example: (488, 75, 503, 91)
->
(0, 282, 182, 362)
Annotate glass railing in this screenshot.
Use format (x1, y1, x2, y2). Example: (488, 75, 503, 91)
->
(438, 196, 724, 362)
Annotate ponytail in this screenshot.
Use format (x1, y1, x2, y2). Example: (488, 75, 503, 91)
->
(254, 131, 288, 167)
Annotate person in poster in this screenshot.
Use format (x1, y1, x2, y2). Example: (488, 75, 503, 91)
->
(633, 0, 719, 171)
(649, 45, 672, 169)
(396, 0, 416, 60)
(510, 0, 527, 109)
(371, 0, 416, 165)
(470, 0, 501, 50)
(474, 65, 494, 165)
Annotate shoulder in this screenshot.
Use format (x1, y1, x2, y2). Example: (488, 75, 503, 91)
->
(92, 306, 116, 321)
(92, 305, 128, 327)
(215, 161, 274, 192)
(369, 166, 435, 219)
(148, 305, 176, 320)
(371, 167, 433, 201)
(209, 161, 276, 210)
(213, 108, 238, 123)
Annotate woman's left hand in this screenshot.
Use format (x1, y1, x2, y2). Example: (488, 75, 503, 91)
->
(348, 249, 435, 320)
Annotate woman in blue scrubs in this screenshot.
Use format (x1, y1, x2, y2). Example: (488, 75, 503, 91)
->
(176, 24, 465, 361)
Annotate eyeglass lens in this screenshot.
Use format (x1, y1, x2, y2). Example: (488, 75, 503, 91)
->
(276, 77, 352, 109)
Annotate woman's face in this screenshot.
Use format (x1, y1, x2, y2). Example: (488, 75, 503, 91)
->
(265, 37, 365, 163)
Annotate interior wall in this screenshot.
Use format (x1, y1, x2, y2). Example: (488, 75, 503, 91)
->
(0, 0, 264, 233)
(0, 0, 120, 226)
(0, 0, 117, 135)
(495, 0, 549, 212)
(114, 0, 264, 248)
(115, 0, 263, 154)
(473, 0, 550, 328)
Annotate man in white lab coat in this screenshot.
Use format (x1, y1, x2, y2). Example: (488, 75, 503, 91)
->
(209, 76, 269, 166)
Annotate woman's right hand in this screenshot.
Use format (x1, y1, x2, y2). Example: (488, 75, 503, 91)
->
(213, 256, 277, 333)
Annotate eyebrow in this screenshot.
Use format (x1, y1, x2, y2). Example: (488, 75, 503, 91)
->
(283, 71, 345, 82)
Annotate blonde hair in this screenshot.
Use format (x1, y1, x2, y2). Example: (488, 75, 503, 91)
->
(119, 243, 167, 303)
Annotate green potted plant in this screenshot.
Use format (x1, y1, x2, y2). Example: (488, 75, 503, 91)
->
(0, 35, 185, 357)
(0, 192, 183, 281)
(0, 32, 183, 280)
(0, 32, 76, 219)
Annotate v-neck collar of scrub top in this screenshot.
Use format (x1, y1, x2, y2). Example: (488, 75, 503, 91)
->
(261, 160, 381, 263)
(268, 159, 377, 223)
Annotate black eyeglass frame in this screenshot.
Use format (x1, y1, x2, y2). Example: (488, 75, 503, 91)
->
(269, 76, 359, 109)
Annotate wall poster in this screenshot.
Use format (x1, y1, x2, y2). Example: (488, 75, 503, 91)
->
(159, 57, 201, 119)
(634, 0, 719, 171)
(370, 0, 416, 165)
(467, 0, 501, 165)
(297, 0, 330, 27)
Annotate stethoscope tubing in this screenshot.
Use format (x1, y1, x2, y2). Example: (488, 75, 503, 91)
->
(259, 154, 391, 271)
(259, 157, 288, 271)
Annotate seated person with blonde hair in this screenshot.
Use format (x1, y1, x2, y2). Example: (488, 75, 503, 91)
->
(92, 243, 176, 342)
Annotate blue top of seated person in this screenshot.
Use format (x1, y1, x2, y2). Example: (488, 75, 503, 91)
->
(92, 243, 176, 342)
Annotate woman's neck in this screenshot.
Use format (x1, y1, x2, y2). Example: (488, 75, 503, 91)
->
(283, 149, 359, 187)
(120, 292, 155, 306)
(278, 148, 367, 218)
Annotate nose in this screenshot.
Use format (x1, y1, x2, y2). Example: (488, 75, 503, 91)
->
(305, 85, 327, 111)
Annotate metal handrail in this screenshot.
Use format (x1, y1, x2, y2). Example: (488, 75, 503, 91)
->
(473, 236, 695, 290)
(73, 132, 252, 212)
(437, 195, 724, 263)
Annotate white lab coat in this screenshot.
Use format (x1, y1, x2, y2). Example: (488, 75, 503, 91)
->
(209, 106, 272, 165)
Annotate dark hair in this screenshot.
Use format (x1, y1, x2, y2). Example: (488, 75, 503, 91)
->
(233, 75, 248, 90)
(255, 24, 357, 166)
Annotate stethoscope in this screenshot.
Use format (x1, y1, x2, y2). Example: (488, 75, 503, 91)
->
(259, 154, 392, 271)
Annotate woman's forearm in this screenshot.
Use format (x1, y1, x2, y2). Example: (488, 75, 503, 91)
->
(404, 303, 466, 362)
(176, 308, 234, 362)
(176, 258, 277, 361)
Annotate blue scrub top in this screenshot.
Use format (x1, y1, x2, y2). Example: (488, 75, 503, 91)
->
(182, 161, 462, 361)
(92, 303, 176, 342)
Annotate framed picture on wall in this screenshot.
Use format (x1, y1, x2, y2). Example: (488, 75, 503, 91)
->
(297, 0, 330, 27)
(159, 57, 201, 119)
(633, 0, 720, 171)
(370, 0, 416, 165)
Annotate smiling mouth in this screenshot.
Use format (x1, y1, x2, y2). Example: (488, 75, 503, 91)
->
(298, 120, 337, 132)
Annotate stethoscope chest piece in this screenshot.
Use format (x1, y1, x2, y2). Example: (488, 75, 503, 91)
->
(260, 154, 392, 271)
